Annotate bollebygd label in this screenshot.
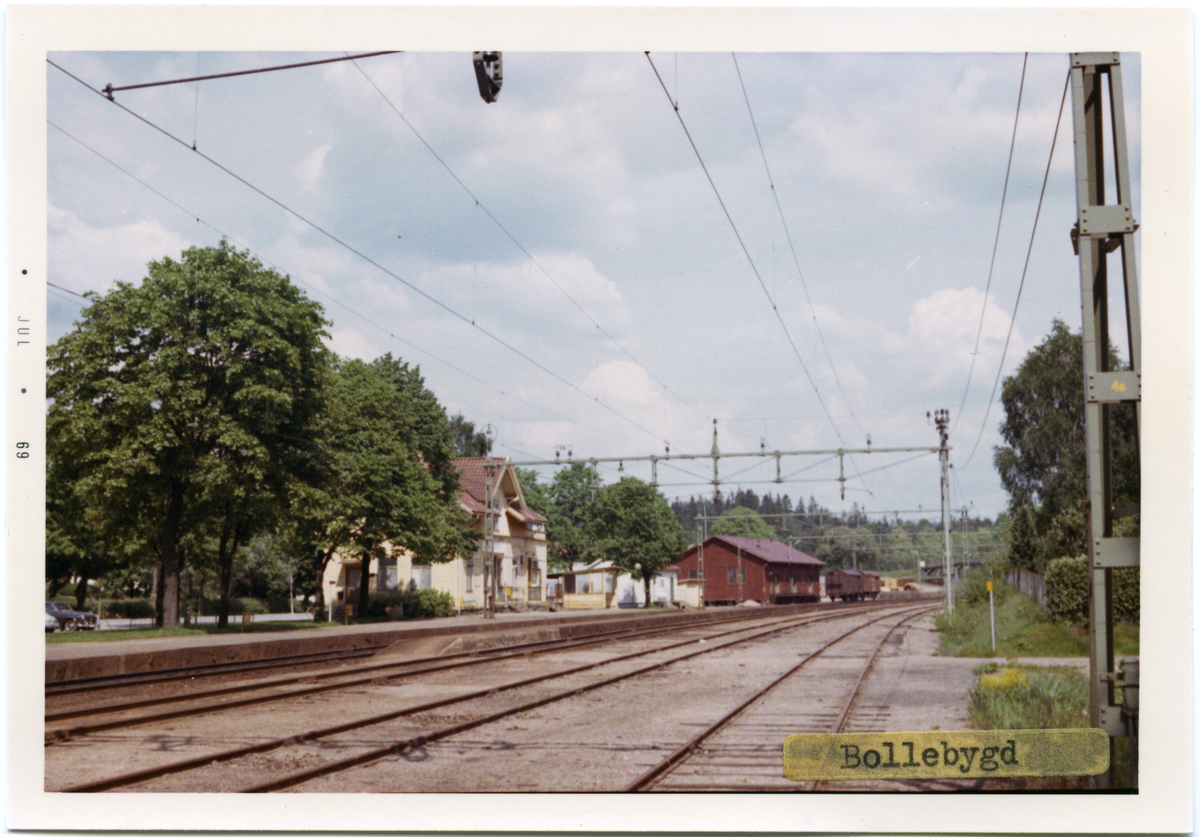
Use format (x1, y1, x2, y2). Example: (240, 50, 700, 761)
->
(783, 729, 1109, 781)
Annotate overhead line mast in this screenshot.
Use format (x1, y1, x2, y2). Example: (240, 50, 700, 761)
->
(1069, 51, 1141, 788)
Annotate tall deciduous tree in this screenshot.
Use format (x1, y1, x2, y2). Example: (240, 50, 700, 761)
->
(585, 478, 688, 606)
(449, 414, 493, 457)
(47, 242, 330, 626)
(294, 355, 472, 618)
(993, 320, 1139, 565)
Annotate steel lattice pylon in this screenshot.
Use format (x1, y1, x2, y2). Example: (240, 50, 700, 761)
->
(1069, 52, 1141, 783)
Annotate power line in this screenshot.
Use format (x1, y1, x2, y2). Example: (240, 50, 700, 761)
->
(648, 53, 835, 436)
(48, 287, 85, 307)
(731, 52, 867, 440)
(961, 67, 1071, 470)
(346, 54, 711, 425)
(50, 58, 667, 446)
(101, 51, 401, 96)
(953, 53, 1028, 436)
(46, 118, 638, 448)
(46, 281, 88, 299)
(644, 52, 883, 507)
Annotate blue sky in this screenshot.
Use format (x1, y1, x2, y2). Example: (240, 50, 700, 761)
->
(45, 50, 1141, 522)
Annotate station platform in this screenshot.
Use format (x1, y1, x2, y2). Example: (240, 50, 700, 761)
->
(44, 604, 746, 683)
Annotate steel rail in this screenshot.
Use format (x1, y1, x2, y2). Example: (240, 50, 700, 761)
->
(60, 606, 883, 792)
(237, 606, 917, 793)
(46, 606, 836, 729)
(802, 608, 935, 792)
(45, 644, 388, 695)
(622, 604, 938, 791)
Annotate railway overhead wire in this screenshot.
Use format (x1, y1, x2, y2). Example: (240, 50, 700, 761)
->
(49, 59, 671, 448)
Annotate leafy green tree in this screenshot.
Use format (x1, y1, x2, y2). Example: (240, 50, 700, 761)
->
(540, 462, 601, 570)
(584, 478, 688, 606)
(711, 507, 775, 540)
(993, 320, 1139, 565)
(449, 414, 493, 457)
(46, 242, 330, 626)
(293, 355, 472, 618)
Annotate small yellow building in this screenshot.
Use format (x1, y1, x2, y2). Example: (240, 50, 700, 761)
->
(323, 457, 548, 617)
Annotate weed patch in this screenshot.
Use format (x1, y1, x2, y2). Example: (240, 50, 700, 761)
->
(969, 662, 1089, 730)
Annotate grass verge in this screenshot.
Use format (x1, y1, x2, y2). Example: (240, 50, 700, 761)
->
(936, 585, 1139, 658)
(967, 661, 1136, 790)
(969, 661, 1088, 729)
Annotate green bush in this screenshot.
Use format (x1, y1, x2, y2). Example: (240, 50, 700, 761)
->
(102, 598, 156, 619)
(265, 596, 296, 614)
(364, 589, 454, 620)
(408, 588, 454, 619)
(1045, 557, 1088, 625)
(1045, 556, 1139, 626)
(365, 591, 407, 619)
(961, 566, 1013, 607)
(1112, 567, 1139, 623)
(235, 598, 269, 615)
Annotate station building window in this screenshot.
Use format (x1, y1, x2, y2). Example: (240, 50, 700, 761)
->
(377, 558, 398, 592)
(410, 565, 432, 591)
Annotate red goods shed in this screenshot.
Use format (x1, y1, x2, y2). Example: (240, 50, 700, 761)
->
(668, 535, 825, 605)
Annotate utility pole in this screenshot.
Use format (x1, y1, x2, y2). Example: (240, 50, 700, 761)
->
(931, 409, 953, 615)
(483, 458, 497, 619)
(1070, 52, 1141, 787)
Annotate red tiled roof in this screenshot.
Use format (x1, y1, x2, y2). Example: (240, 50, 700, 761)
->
(705, 534, 825, 566)
(452, 457, 545, 523)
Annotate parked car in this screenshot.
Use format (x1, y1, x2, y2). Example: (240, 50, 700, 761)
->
(45, 611, 59, 633)
(45, 601, 100, 631)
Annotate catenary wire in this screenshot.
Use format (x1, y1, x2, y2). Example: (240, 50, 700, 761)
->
(48, 288, 85, 307)
(953, 53, 1028, 436)
(961, 68, 1071, 470)
(346, 54, 712, 425)
(102, 51, 401, 94)
(731, 53, 868, 440)
(644, 52, 884, 507)
(49, 58, 667, 446)
(46, 118, 637, 447)
(46, 281, 89, 299)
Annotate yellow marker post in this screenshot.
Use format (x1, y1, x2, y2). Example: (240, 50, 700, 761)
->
(783, 729, 1109, 781)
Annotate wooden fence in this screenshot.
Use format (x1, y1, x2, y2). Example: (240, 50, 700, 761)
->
(1007, 567, 1047, 611)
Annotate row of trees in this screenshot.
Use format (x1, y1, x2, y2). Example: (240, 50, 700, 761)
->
(518, 463, 688, 605)
(47, 243, 475, 627)
(671, 492, 1000, 574)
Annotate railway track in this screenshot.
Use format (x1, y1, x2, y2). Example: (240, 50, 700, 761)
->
(50, 601, 927, 792)
(46, 605, 868, 741)
(626, 605, 938, 791)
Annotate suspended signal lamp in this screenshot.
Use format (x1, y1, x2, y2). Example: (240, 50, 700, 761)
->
(473, 52, 503, 103)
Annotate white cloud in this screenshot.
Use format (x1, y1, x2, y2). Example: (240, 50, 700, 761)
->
(580, 360, 656, 406)
(906, 286, 1025, 375)
(48, 203, 196, 299)
(420, 251, 631, 333)
(296, 143, 333, 191)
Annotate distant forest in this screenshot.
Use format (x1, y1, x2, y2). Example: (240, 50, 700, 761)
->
(669, 489, 1001, 574)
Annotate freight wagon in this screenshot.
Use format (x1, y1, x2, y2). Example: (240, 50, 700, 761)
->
(825, 569, 860, 601)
